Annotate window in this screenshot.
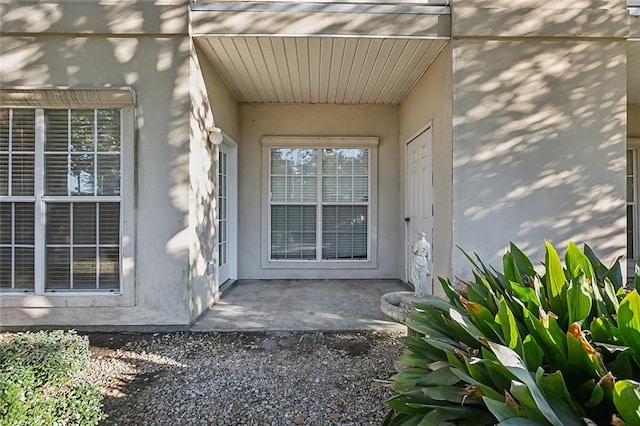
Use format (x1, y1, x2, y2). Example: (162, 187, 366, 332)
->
(1, 107, 123, 293)
(263, 137, 378, 267)
(629, 147, 638, 260)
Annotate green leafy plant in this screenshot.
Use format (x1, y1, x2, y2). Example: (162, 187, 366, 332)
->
(385, 242, 640, 425)
(0, 330, 106, 425)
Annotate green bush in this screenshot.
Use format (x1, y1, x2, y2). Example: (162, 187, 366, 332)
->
(385, 242, 640, 426)
(0, 330, 106, 425)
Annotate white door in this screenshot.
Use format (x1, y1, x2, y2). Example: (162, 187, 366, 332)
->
(217, 138, 237, 286)
(406, 126, 433, 292)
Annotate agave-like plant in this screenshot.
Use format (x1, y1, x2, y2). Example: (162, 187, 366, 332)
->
(385, 242, 640, 426)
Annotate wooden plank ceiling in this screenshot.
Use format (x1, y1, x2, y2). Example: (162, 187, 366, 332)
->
(197, 37, 447, 104)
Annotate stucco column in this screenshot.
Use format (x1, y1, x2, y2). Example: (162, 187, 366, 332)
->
(450, 0, 629, 277)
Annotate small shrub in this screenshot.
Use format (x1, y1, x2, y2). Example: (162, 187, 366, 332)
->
(0, 330, 106, 426)
(385, 242, 640, 425)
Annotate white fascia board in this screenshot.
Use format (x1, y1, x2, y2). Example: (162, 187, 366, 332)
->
(191, 2, 450, 15)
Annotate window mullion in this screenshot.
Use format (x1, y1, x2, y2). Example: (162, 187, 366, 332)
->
(316, 148, 322, 262)
(34, 109, 45, 295)
(8, 109, 12, 198)
(631, 149, 639, 259)
(96, 203, 100, 290)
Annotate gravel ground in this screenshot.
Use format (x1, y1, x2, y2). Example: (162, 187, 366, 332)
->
(87, 331, 406, 426)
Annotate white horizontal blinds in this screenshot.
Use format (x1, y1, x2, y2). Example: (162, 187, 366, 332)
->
(270, 148, 317, 259)
(0, 109, 36, 291)
(269, 146, 369, 261)
(43, 109, 121, 291)
(627, 149, 636, 259)
(321, 149, 368, 260)
(45, 109, 122, 196)
(218, 151, 227, 267)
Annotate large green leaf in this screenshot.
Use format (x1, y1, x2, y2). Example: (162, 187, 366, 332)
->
(522, 335, 544, 369)
(497, 298, 523, 355)
(450, 367, 504, 401)
(565, 241, 595, 282)
(544, 241, 567, 322)
(509, 242, 537, 278)
(393, 368, 461, 388)
(483, 397, 520, 422)
(583, 244, 609, 284)
(522, 307, 567, 370)
(589, 316, 622, 345)
(535, 368, 584, 416)
(510, 381, 550, 424)
(566, 322, 605, 380)
(613, 379, 640, 424)
(497, 419, 544, 426)
(618, 290, 640, 365)
(509, 282, 542, 312)
(503, 251, 524, 287)
(488, 342, 567, 426)
(566, 274, 592, 325)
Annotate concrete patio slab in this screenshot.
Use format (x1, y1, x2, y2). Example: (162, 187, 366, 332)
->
(190, 279, 409, 332)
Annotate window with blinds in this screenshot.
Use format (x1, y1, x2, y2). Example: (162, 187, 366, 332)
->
(628, 149, 637, 260)
(0, 108, 122, 293)
(269, 147, 369, 261)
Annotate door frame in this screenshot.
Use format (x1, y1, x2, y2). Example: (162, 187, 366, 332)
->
(217, 131, 238, 287)
(404, 121, 433, 284)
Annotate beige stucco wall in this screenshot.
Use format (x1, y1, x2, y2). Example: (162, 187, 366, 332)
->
(398, 44, 453, 296)
(238, 104, 399, 279)
(0, 2, 214, 327)
(452, 0, 629, 39)
(630, 104, 640, 138)
(186, 44, 241, 322)
(451, 38, 627, 278)
(196, 43, 241, 142)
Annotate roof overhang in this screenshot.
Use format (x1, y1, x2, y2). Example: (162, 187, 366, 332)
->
(191, 0, 451, 104)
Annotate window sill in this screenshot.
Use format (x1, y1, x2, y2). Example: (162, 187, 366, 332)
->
(261, 259, 378, 269)
(0, 291, 135, 308)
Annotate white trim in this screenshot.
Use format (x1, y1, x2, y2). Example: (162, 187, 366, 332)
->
(194, 0, 450, 5)
(629, 139, 640, 277)
(261, 136, 378, 269)
(192, 2, 450, 15)
(404, 121, 434, 286)
(262, 136, 379, 148)
(193, 33, 451, 40)
(0, 105, 136, 308)
(0, 87, 135, 108)
(216, 131, 239, 285)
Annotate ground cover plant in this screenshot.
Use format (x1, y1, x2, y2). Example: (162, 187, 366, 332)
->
(385, 242, 640, 425)
(0, 330, 106, 425)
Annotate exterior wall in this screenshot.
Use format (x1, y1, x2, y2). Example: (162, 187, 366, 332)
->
(188, 43, 218, 323)
(238, 104, 399, 279)
(187, 44, 241, 322)
(630, 104, 640, 138)
(398, 44, 453, 297)
(452, 0, 629, 39)
(196, 43, 241, 142)
(0, 1, 199, 327)
(451, 37, 627, 277)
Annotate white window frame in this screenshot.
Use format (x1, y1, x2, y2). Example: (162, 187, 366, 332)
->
(628, 139, 640, 277)
(261, 136, 378, 269)
(0, 88, 135, 308)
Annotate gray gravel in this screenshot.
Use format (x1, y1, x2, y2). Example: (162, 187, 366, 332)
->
(87, 331, 406, 425)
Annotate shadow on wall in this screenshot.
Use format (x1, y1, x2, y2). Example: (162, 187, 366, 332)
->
(0, 2, 221, 318)
(452, 34, 627, 273)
